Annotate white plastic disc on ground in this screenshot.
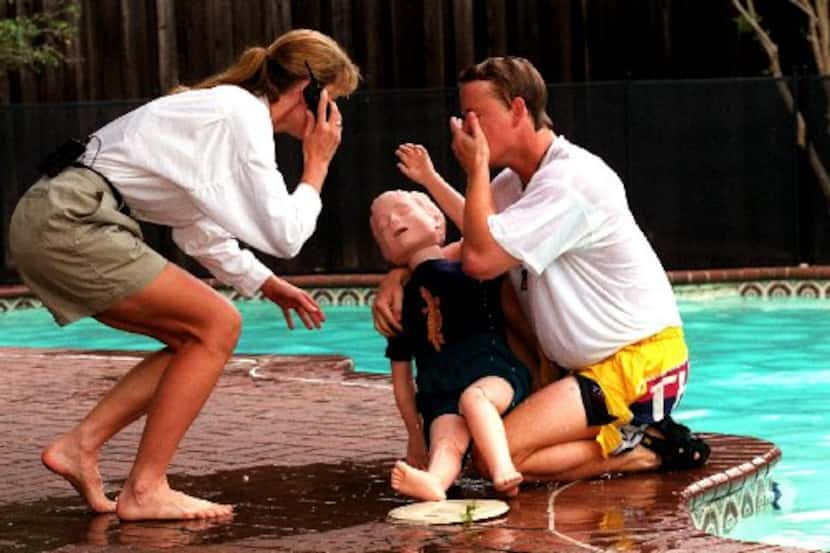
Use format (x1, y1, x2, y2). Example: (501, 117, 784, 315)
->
(387, 499, 509, 525)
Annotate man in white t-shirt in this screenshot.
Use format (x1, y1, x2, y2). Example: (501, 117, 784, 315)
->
(374, 57, 709, 483)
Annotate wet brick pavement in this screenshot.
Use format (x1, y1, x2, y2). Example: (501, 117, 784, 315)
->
(0, 347, 819, 552)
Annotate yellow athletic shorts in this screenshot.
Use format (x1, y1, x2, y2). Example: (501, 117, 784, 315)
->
(578, 326, 689, 457)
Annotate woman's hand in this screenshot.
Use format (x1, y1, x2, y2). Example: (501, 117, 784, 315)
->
(406, 433, 429, 469)
(260, 275, 325, 330)
(301, 89, 344, 191)
(372, 268, 409, 337)
(396, 143, 438, 187)
(450, 111, 490, 177)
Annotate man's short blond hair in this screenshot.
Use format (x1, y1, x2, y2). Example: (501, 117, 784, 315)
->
(458, 56, 552, 131)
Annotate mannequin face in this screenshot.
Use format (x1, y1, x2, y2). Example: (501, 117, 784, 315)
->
(371, 191, 443, 266)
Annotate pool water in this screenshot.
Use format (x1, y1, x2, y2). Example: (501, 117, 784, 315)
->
(0, 296, 828, 550)
(678, 298, 830, 551)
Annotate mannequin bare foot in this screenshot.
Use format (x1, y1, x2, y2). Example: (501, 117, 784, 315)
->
(390, 460, 446, 501)
(493, 470, 523, 497)
(116, 480, 233, 521)
(42, 433, 116, 513)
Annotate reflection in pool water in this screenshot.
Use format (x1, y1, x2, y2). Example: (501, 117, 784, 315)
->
(0, 296, 828, 550)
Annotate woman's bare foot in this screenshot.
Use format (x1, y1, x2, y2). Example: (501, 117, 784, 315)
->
(115, 479, 234, 521)
(493, 470, 523, 497)
(42, 433, 116, 513)
(390, 460, 446, 501)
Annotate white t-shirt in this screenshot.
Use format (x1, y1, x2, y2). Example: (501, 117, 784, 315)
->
(488, 136, 681, 369)
(81, 85, 322, 297)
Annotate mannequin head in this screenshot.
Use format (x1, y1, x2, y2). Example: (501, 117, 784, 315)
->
(370, 190, 446, 267)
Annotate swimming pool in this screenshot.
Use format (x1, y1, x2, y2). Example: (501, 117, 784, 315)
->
(0, 296, 827, 550)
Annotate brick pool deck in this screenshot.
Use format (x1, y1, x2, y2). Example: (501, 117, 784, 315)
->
(0, 347, 819, 552)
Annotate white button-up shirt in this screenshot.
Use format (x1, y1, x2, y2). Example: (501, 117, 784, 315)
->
(81, 85, 322, 297)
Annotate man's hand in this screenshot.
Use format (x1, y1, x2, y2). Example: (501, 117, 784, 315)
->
(395, 143, 438, 187)
(372, 268, 409, 337)
(260, 275, 325, 330)
(450, 112, 489, 177)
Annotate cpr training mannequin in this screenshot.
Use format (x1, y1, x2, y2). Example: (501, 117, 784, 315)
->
(370, 189, 531, 500)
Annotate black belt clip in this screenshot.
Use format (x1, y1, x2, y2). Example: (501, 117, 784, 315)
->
(37, 137, 90, 178)
(68, 162, 129, 215)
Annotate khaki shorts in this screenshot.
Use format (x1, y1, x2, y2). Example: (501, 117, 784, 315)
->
(9, 167, 167, 326)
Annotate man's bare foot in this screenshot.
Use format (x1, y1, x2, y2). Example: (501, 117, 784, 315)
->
(619, 443, 661, 472)
(390, 460, 446, 501)
(116, 480, 234, 521)
(42, 434, 116, 513)
(493, 470, 523, 497)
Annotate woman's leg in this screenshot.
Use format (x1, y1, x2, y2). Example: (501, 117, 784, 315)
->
(48, 263, 241, 520)
(458, 376, 521, 494)
(391, 414, 470, 501)
(42, 349, 174, 513)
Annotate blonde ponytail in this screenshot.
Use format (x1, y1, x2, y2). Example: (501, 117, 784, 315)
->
(181, 29, 360, 101)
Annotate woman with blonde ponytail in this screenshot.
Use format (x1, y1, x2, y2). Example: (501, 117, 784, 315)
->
(9, 29, 359, 521)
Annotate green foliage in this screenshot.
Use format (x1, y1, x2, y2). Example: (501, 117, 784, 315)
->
(0, 2, 79, 71)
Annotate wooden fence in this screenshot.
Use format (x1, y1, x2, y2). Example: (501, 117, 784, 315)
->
(0, 0, 808, 104)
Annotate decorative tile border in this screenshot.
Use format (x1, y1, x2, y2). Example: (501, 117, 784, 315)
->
(4, 266, 830, 312)
(5, 281, 829, 313)
(0, 296, 43, 312)
(675, 280, 830, 300)
(682, 438, 782, 540)
(690, 476, 776, 537)
(217, 287, 377, 307)
(737, 280, 830, 299)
